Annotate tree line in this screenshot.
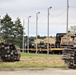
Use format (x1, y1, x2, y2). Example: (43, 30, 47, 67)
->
(0, 14, 23, 47)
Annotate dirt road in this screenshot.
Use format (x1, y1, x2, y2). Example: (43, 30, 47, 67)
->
(0, 68, 76, 75)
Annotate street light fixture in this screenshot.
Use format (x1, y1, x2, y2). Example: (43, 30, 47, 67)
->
(36, 12, 40, 54)
(47, 6, 52, 54)
(28, 16, 31, 53)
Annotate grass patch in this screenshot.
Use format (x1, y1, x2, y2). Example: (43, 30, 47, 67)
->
(0, 52, 67, 69)
(21, 52, 61, 57)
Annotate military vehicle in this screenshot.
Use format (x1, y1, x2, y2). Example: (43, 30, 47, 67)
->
(0, 42, 21, 62)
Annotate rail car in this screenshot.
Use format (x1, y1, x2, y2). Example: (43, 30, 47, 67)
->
(20, 32, 74, 54)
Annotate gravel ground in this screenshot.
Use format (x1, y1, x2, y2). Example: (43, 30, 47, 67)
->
(0, 68, 76, 75)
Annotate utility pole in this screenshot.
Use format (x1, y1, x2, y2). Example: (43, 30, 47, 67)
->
(22, 19, 25, 52)
(36, 12, 40, 54)
(0, 16, 1, 26)
(66, 0, 69, 43)
(0, 16, 1, 23)
(47, 7, 52, 54)
(0, 16, 1, 37)
(28, 16, 31, 53)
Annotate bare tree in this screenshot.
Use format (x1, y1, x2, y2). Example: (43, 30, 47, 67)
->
(69, 26, 76, 35)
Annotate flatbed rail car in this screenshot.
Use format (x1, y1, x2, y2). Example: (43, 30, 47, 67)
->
(20, 32, 74, 54)
(20, 48, 63, 54)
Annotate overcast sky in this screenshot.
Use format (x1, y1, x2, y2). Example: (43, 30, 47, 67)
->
(0, 0, 76, 36)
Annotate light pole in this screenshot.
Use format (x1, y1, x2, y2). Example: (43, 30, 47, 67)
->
(66, 0, 69, 43)
(28, 16, 31, 53)
(36, 12, 40, 54)
(22, 19, 25, 52)
(0, 16, 1, 26)
(0, 16, 1, 36)
(47, 7, 52, 54)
